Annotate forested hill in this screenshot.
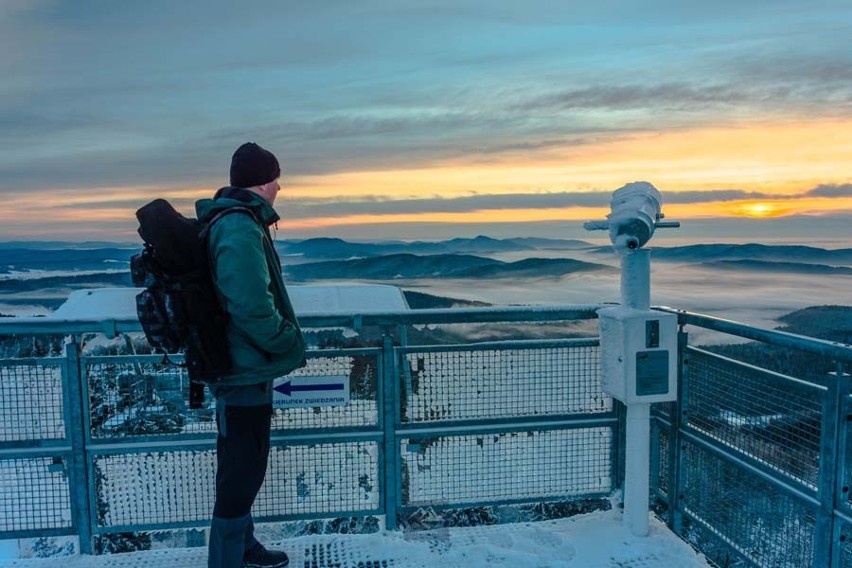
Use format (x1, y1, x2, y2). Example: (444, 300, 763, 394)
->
(703, 305, 852, 382)
(700, 260, 852, 276)
(775, 305, 852, 344)
(277, 236, 592, 259)
(283, 254, 611, 281)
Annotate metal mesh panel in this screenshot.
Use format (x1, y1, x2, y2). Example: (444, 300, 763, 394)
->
(274, 354, 379, 431)
(94, 441, 379, 528)
(846, 394, 852, 514)
(653, 401, 676, 418)
(253, 441, 380, 517)
(0, 456, 72, 531)
(87, 354, 379, 439)
(86, 360, 216, 438)
(842, 520, 852, 568)
(95, 450, 217, 527)
(401, 427, 612, 507)
(401, 345, 608, 423)
(681, 440, 816, 568)
(0, 361, 65, 442)
(652, 420, 671, 498)
(686, 348, 822, 489)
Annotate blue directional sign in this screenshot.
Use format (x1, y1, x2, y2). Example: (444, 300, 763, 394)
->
(272, 375, 350, 409)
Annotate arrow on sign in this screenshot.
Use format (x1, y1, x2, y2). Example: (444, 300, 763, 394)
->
(274, 380, 345, 397)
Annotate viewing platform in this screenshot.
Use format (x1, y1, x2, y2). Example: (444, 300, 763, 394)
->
(1, 295, 851, 567)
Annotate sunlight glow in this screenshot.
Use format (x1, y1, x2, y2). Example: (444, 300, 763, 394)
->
(2, 118, 849, 239)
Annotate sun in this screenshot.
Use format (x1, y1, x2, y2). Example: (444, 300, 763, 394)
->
(745, 203, 774, 218)
(727, 201, 789, 219)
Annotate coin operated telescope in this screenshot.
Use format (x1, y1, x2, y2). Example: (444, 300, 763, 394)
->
(584, 182, 680, 537)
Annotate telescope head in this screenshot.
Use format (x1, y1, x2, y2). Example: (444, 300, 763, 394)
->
(584, 182, 678, 251)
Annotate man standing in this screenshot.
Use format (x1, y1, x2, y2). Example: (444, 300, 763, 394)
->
(196, 142, 306, 568)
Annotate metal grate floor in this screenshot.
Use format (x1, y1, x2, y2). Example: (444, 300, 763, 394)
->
(0, 513, 710, 568)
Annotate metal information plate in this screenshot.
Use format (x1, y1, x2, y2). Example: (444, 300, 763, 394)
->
(272, 374, 350, 409)
(635, 350, 669, 396)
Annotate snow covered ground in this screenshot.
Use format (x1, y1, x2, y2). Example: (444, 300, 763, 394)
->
(0, 510, 709, 567)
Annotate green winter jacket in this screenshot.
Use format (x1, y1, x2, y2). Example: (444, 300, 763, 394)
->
(195, 187, 306, 386)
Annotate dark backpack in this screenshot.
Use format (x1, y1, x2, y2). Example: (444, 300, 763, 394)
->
(130, 199, 256, 408)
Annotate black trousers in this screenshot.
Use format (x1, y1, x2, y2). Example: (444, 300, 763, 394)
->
(213, 404, 273, 519)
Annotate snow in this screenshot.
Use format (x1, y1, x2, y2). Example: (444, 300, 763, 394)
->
(0, 510, 709, 567)
(0, 269, 127, 282)
(49, 284, 409, 321)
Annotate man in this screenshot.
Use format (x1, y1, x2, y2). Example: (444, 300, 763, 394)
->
(196, 142, 306, 568)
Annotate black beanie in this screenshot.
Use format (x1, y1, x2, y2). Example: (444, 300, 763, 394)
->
(229, 142, 281, 188)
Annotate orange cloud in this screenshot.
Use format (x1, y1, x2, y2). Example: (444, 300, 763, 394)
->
(1, 117, 849, 239)
(285, 117, 851, 201)
(277, 197, 852, 231)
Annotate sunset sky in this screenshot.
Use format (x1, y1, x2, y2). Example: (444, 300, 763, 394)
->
(0, 1, 850, 242)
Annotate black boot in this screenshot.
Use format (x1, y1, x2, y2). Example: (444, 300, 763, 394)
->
(209, 514, 251, 568)
(242, 542, 289, 568)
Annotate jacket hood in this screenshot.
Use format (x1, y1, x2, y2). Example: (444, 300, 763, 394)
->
(195, 186, 280, 226)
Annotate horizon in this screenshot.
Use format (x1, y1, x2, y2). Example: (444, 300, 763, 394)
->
(0, 231, 851, 249)
(1, 2, 850, 242)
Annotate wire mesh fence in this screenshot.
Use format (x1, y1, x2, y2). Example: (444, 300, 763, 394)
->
(0, 456, 73, 532)
(846, 394, 852, 516)
(400, 426, 613, 508)
(85, 351, 381, 440)
(3, 309, 850, 565)
(272, 352, 380, 431)
(400, 341, 608, 423)
(680, 439, 816, 568)
(651, 420, 671, 499)
(684, 347, 823, 489)
(841, 519, 852, 568)
(93, 440, 380, 529)
(0, 359, 66, 442)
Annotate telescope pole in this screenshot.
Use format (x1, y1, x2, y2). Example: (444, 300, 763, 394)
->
(621, 248, 651, 537)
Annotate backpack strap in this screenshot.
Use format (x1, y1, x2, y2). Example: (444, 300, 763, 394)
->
(200, 206, 259, 239)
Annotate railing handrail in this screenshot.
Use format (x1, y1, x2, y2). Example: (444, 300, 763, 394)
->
(5, 302, 851, 364)
(656, 305, 852, 364)
(0, 304, 607, 336)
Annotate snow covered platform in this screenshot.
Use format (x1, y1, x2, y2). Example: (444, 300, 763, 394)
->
(0, 512, 708, 567)
(50, 284, 409, 321)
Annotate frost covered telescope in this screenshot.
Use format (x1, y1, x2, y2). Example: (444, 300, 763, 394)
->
(586, 182, 680, 537)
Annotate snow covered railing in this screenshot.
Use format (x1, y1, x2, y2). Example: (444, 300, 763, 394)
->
(2, 305, 852, 567)
(0, 305, 611, 557)
(650, 307, 852, 568)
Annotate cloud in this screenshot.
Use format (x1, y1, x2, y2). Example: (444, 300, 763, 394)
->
(805, 184, 852, 198)
(0, 0, 848, 200)
(516, 84, 751, 112)
(278, 188, 821, 220)
(47, 184, 852, 221)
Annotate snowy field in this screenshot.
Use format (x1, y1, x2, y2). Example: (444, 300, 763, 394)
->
(0, 510, 709, 567)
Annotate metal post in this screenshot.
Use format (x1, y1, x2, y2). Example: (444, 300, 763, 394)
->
(621, 248, 651, 536)
(614, 400, 627, 493)
(64, 337, 94, 554)
(815, 366, 846, 567)
(380, 328, 399, 530)
(620, 249, 651, 310)
(624, 403, 651, 536)
(828, 363, 852, 567)
(670, 327, 689, 535)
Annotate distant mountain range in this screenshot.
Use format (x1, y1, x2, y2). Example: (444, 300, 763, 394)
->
(589, 243, 852, 266)
(701, 260, 852, 276)
(0, 247, 134, 274)
(277, 235, 593, 259)
(284, 253, 611, 281)
(2, 239, 851, 288)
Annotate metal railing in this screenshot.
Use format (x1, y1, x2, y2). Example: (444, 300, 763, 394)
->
(2, 305, 851, 567)
(652, 307, 852, 568)
(0, 306, 611, 555)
